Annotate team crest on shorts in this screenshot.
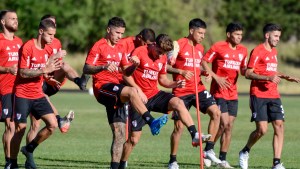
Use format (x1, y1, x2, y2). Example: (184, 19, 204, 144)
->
(16, 113, 22, 120)
(113, 85, 119, 91)
(131, 120, 137, 127)
(252, 112, 257, 119)
(3, 109, 8, 115)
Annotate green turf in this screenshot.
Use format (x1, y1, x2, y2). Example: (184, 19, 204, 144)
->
(1, 92, 299, 168)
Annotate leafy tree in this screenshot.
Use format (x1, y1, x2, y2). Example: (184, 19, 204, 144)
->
(217, 0, 300, 42)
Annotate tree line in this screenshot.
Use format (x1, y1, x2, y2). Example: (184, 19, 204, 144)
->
(1, 0, 299, 53)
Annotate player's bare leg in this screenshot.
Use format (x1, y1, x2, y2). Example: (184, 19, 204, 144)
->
(3, 118, 15, 166)
(169, 120, 184, 168)
(21, 113, 58, 169)
(119, 131, 142, 169)
(272, 120, 284, 168)
(215, 112, 235, 168)
(120, 87, 168, 135)
(202, 105, 222, 164)
(26, 116, 41, 144)
(10, 122, 27, 168)
(59, 62, 90, 90)
(110, 122, 125, 169)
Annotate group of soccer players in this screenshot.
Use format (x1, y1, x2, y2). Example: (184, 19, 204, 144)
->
(82, 16, 300, 169)
(1, 9, 300, 169)
(0, 10, 88, 169)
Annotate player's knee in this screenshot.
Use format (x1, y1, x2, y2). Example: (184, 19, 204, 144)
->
(127, 87, 138, 98)
(257, 128, 268, 136)
(208, 105, 221, 119)
(173, 121, 184, 133)
(129, 136, 140, 146)
(173, 98, 185, 110)
(47, 123, 58, 134)
(5, 121, 15, 133)
(31, 122, 41, 131)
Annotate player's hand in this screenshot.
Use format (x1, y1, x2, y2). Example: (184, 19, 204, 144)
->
(204, 73, 212, 82)
(52, 50, 67, 59)
(181, 70, 194, 80)
(130, 56, 140, 66)
(136, 88, 148, 104)
(215, 76, 231, 89)
(8, 64, 18, 75)
(269, 75, 281, 84)
(105, 63, 118, 73)
(44, 57, 61, 74)
(45, 77, 62, 89)
(176, 79, 186, 88)
(135, 87, 147, 104)
(281, 75, 300, 83)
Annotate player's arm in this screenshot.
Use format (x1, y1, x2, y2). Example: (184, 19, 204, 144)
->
(83, 63, 118, 75)
(277, 72, 300, 83)
(245, 68, 281, 84)
(158, 74, 185, 88)
(202, 60, 230, 89)
(0, 64, 17, 75)
(20, 57, 61, 78)
(122, 55, 140, 76)
(167, 65, 194, 80)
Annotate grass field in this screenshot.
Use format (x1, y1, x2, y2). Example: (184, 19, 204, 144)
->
(1, 92, 300, 169)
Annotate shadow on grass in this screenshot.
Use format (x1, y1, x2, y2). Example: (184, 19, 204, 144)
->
(13, 158, 298, 169)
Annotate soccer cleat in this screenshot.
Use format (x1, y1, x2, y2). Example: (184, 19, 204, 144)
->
(217, 160, 234, 168)
(77, 74, 90, 90)
(202, 133, 212, 143)
(192, 132, 200, 147)
(150, 114, 168, 135)
(59, 110, 75, 133)
(21, 146, 37, 169)
(192, 133, 212, 147)
(272, 163, 285, 169)
(239, 150, 249, 169)
(203, 158, 212, 167)
(168, 161, 179, 169)
(204, 149, 222, 164)
(5, 162, 19, 169)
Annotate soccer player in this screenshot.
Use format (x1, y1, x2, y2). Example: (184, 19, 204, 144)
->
(0, 10, 22, 168)
(119, 34, 205, 169)
(167, 18, 222, 169)
(83, 17, 168, 169)
(238, 23, 300, 169)
(9, 19, 62, 169)
(25, 14, 87, 145)
(202, 22, 248, 168)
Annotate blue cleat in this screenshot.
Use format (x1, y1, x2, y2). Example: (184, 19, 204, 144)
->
(150, 114, 168, 135)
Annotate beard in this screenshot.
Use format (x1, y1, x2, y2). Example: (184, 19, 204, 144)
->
(6, 24, 18, 32)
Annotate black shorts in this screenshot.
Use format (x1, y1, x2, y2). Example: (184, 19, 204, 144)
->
(14, 96, 54, 123)
(0, 93, 14, 122)
(216, 98, 238, 117)
(172, 90, 216, 120)
(42, 81, 60, 97)
(129, 91, 174, 131)
(250, 95, 284, 122)
(95, 83, 127, 124)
